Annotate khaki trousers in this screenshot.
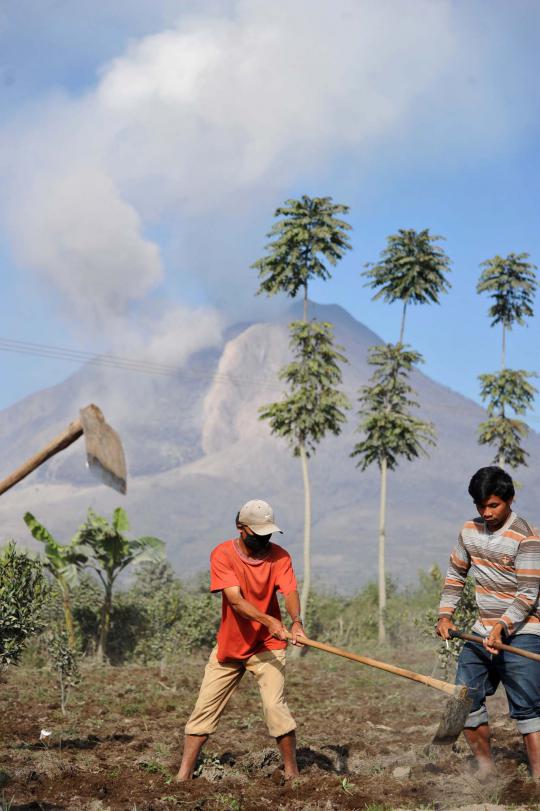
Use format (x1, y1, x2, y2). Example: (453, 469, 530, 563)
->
(185, 646, 296, 738)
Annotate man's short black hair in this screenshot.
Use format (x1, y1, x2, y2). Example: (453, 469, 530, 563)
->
(468, 466, 515, 503)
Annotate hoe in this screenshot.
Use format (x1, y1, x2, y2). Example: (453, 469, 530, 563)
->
(286, 630, 472, 746)
(0, 404, 127, 496)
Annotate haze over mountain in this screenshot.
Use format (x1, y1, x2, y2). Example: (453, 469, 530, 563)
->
(1, 302, 539, 591)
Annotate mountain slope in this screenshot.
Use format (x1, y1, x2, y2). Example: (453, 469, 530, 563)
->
(1, 302, 538, 590)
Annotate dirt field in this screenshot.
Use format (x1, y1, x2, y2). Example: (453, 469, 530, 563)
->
(1, 646, 539, 811)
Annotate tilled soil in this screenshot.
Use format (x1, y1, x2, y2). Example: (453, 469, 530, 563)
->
(1, 649, 539, 810)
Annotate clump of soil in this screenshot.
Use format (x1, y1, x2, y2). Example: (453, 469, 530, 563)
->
(1, 652, 539, 810)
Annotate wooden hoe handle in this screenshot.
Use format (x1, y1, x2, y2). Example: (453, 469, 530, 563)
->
(0, 420, 83, 496)
(285, 630, 459, 697)
(448, 629, 540, 663)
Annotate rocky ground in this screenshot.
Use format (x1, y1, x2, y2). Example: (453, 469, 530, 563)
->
(1, 647, 539, 810)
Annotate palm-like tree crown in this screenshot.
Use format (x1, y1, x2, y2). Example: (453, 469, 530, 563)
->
(363, 228, 451, 307)
(477, 252, 537, 329)
(253, 195, 352, 304)
(351, 343, 436, 471)
(259, 320, 350, 456)
(477, 368, 537, 469)
(479, 369, 537, 417)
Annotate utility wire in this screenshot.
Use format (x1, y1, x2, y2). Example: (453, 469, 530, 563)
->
(1, 336, 539, 421)
(0, 336, 280, 392)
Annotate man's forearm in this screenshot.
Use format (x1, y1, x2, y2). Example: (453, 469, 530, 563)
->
(284, 591, 301, 623)
(439, 546, 470, 618)
(499, 538, 540, 634)
(500, 589, 539, 635)
(228, 595, 274, 627)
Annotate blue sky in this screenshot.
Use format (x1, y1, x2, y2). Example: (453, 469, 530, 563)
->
(0, 0, 539, 429)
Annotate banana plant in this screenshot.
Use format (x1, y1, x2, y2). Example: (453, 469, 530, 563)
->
(74, 507, 164, 662)
(23, 512, 88, 649)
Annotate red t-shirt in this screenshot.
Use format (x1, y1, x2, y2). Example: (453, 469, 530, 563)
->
(210, 539, 297, 662)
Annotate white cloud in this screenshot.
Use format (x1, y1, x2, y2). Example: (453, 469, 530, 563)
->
(121, 304, 224, 366)
(94, 0, 459, 207)
(9, 167, 162, 330)
(0, 0, 536, 358)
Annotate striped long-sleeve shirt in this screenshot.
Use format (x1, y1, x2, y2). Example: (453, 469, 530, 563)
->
(439, 511, 540, 638)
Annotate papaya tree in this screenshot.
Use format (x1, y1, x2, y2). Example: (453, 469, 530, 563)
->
(477, 252, 537, 370)
(360, 229, 448, 641)
(363, 228, 451, 343)
(75, 508, 164, 662)
(476, 252, 538, 467)
(23, 512, 88, 649)
(254, 195, 352, 631)
(259, 320, 350, 626)
(253, 194, 352, 321)
(351, 344, 435, 642)
(478, 369, 537, 468)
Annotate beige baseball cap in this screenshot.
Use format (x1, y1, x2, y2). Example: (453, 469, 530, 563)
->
(238, 499, 283, 535)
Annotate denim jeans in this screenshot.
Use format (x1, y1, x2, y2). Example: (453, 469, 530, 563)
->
(456, 633, 540, 734)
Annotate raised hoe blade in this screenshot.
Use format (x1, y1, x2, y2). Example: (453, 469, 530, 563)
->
(80, 404, 127, 494)
(431, 684, 472, 746)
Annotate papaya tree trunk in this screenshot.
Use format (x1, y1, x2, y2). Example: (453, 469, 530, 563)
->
(498, 328, 507, 466)
(378, 457, 388, 644)
(61, 583, 77, 650)
(97, 581, 113, 663)
(295, 282, 310, 656)
(399, 301, 407, 344)
(299, 441, 312, 628)
(498, 399, 506, 468)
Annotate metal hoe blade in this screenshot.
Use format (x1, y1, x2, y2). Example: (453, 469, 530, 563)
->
(80, 404, 127, 494)
(431, 684, 472, 746)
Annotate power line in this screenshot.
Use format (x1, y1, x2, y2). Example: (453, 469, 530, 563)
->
(0, 336, 281, 392)
(0, 336, 539, 422)
(0, 338, 171, 376)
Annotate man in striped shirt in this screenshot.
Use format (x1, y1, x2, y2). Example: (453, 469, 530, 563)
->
(437, 466, 540, 778)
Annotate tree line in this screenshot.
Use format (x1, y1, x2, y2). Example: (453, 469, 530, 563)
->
(252, 195, 538, 642)
(1, 509, 461, 711)
(0, 510, 216, 709)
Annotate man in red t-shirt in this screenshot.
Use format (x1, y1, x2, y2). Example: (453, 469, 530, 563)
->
(176, 499, 304, 781)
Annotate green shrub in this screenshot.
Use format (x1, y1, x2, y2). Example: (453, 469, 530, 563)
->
(107, 595, 148, 664)
(48, 629, 81, 714)
(72, 575, 147, 663)
(60, 564, 220, 666)
(423, 566, 477, 677)
(178, 591, 220, 653)
(12, 552, 464, 667)
(71, 574, 102, 654)
(302, 572, 440, 651)
(131, 565, 219, 665)
(0, 541, 49, 669)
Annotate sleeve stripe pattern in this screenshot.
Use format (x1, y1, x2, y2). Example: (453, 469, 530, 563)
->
(439, 515, 540, 637)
